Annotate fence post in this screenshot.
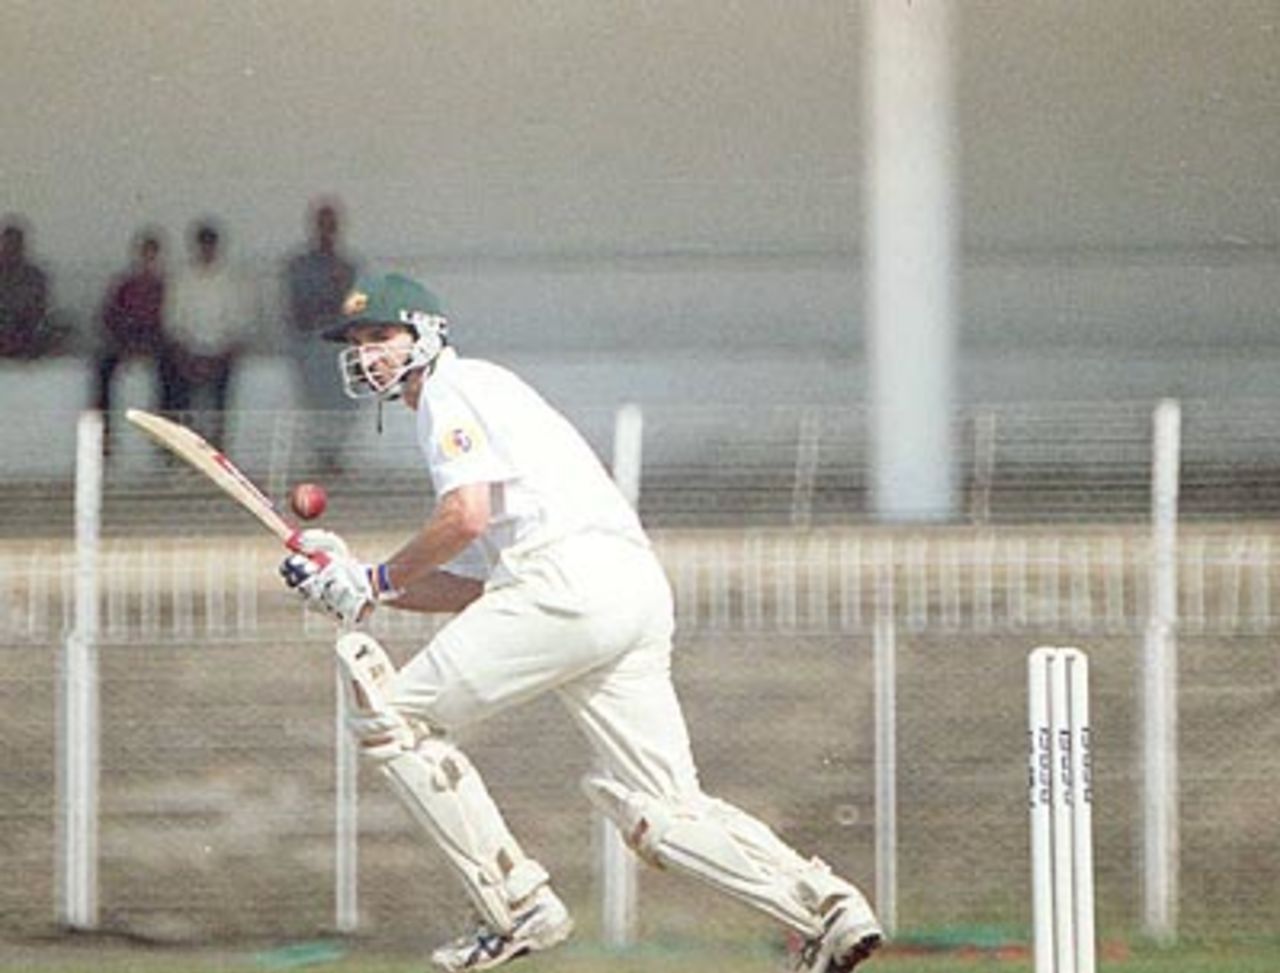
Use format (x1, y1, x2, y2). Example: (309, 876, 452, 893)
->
(59, 411, 103, 929)
(791, 408, 821, 528)
(873, 541, 898, 936)
(969, 408, 997, 525)
(334, 674, 359, 933)
(598, 403, 644, 947)
(1143, 398, 1180, 943)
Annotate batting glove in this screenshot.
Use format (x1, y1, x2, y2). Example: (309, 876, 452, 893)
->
(290, 528, 351, 560)
(280, 552, 376, 626)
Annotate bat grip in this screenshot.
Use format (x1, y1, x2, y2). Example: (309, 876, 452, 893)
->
(286, 529, 331, 567)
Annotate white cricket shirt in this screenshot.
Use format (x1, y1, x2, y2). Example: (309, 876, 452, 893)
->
(416, 349, 646, 584)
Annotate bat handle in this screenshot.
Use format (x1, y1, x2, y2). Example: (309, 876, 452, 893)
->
(286, 529, 331, 567)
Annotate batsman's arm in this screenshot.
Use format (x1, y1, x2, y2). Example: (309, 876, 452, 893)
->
(386, 570, 484, 614)
(377, 482, 490, 596)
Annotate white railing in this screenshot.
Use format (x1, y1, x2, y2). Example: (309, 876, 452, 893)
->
(9, 529, 1276, 644)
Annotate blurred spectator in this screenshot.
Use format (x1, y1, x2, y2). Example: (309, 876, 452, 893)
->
(165, 219, 252, 449)
(93, 229, 176, 454)
(283, 198, 359, 472)
(0, 216, 54, 358)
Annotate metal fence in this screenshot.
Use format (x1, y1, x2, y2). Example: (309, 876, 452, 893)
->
(1, 401, 1278, 952)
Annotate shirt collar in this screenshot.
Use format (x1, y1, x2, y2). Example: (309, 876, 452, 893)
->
(431, 346, 458, 375)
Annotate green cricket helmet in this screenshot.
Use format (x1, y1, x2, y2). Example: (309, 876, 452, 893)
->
(326, 273, 449, 400)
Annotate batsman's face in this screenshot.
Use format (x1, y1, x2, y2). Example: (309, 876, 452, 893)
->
(351, 325, 413, 386)
(337, 323, 417, 400)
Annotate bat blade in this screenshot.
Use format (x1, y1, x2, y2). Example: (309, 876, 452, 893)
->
(125, 408, 299, 546)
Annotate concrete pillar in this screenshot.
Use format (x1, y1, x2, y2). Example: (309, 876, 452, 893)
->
(865, 0, 958, 520)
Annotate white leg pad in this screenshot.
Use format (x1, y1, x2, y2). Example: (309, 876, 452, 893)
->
(335, 632, 415, 760)
(382, 741, 548, 934)
(335, 633, 548, 933)
(583, 775, 868, 936)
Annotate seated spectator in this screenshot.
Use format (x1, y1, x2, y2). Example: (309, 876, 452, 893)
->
(94, 229, 175, 454)
(165, 219, 252, 450)
(0, 216, 53, 359)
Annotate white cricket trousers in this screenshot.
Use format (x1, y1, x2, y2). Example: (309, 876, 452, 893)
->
(386, 532, 701, 804)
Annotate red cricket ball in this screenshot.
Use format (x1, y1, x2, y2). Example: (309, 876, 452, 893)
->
(289, 482, 328, 521)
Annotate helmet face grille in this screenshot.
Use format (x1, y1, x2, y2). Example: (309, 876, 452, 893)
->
(337, 344, 402, 400)
(335, 321, 445, 401)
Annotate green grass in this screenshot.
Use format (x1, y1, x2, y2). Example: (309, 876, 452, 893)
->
(5, 936, 1280, 973)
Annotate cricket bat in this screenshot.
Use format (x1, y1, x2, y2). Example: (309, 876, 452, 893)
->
(125, 408, 315, 556)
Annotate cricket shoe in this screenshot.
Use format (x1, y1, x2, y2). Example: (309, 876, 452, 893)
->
(430, 887, 574, 971)
(791, 892, 883, 972)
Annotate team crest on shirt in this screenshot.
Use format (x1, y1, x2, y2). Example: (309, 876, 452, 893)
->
(440, 423, 482, 459)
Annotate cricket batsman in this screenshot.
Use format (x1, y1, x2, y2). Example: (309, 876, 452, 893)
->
(279, 272, 882, 971)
